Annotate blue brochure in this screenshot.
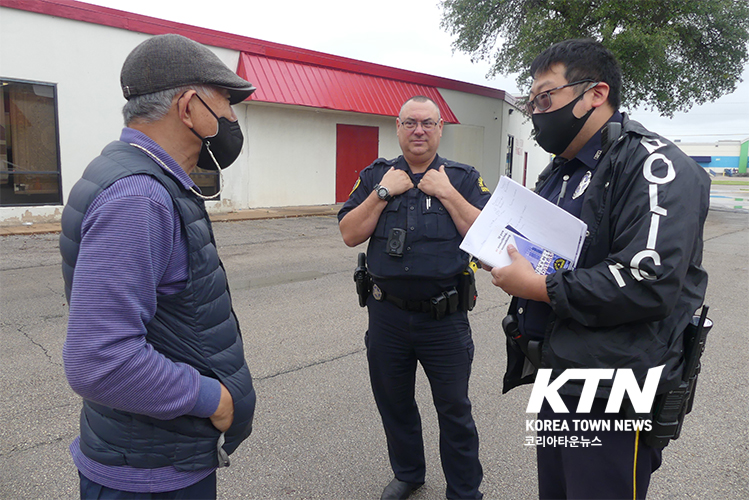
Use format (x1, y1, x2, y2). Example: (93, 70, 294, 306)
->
(496, 225, 574, 275)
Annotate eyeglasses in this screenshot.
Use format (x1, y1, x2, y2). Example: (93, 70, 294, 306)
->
(525, 80, 598, 114)
(400, 119, 439, 131)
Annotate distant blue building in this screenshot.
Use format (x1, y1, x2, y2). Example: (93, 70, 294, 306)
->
(675, 140, 748, 176)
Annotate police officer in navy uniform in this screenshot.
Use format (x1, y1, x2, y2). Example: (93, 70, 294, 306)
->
(338, 96, 490, 500)
(491, 40, 710, 499)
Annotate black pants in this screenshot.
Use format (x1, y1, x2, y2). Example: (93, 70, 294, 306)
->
(366, 297, 483, 499)
(537, 395, 662, 500)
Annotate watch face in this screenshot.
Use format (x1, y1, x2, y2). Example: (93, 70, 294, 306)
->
(377, 186, 388, 199)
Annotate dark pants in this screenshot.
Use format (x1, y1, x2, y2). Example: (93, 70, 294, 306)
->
(366, 297, 483, 499)
(79, 471, 217, 500)
(537, 395, 662, 500)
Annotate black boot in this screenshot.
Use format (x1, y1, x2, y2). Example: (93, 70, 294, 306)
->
(380, 477, 423, 500)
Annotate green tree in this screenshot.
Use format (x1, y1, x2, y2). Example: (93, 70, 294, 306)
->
(440, 0, 749, 116)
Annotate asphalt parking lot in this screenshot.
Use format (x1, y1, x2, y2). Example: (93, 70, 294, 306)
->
(710, 182, 749, 211)
(0, 207, 747, 499)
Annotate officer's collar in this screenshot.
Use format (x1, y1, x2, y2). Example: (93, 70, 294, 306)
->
(399, 154, 443, 177)
(573, 111, 623, 170)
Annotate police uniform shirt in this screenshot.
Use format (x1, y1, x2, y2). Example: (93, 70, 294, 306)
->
(517, 112, 623, 341)
(338, 154, 491, 301)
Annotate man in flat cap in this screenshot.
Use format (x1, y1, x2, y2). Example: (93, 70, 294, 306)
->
(60, 34, 257, 498)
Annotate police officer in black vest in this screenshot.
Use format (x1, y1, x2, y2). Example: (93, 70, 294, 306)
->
(339, 96, 491, 500)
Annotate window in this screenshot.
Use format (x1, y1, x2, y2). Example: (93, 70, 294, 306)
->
(505, 135, 514, 177)
(190, 167, 219, 198)
(0, 79, 62, 206)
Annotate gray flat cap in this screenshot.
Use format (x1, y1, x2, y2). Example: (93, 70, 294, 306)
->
(120, 34, 256, 105)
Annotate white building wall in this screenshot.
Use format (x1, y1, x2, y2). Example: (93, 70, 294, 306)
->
(0, 7, 248, 223)
(438, 89, 505, 190)
(503, 104, 553, 188)
(439, 123, 485, 173)
(0, 5, 550, 224)
(439, 88, 551, 191)
(241, 103, 398, 208)
(674, 140, 742, 157)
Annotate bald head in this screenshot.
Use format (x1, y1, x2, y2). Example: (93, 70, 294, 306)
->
(399, 96, 441, 121)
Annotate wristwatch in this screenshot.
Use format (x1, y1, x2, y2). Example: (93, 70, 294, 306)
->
(374, 184, 392, 202)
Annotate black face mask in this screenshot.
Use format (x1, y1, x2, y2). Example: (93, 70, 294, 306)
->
(531, 91, 594, 156)
(190, 94, 244, 170)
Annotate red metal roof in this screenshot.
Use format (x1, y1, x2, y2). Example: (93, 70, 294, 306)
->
(238, 53, 460, 123)
(2, 0, 510, 108)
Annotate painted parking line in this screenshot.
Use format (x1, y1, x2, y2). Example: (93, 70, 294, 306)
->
(710, 189, 749, 211)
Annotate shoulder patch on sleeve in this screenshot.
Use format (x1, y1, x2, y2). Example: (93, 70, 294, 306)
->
(349, 178, 361, 196)
(477, 176, 490, 193)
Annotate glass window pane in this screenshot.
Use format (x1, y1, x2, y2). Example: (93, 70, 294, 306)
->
(190, 167, 219, 198)
(0, 79, 62, 206)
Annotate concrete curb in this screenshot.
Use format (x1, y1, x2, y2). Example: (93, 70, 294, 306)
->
(3, 196, 744, 235)
(0, 204, 343, 236)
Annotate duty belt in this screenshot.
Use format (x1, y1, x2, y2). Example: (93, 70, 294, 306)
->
(371, 283, 459, 320)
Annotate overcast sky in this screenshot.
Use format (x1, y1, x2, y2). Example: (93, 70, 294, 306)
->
(85, 0, 749, 143)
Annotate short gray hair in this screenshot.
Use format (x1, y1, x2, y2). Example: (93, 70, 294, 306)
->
(123, 85, 216, 125)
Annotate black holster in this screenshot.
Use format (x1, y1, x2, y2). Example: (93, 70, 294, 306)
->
(644, 307, 712, 448)
(458, 260, 478, 312)
(353, 252, 371, 307)
(430, 289, 459, 320)
(502, 314, 543, 368)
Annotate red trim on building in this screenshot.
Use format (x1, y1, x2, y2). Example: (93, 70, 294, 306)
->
(3, 0, 511, 101)
(239, 53, 460, 122)
(2, 0, 515, 124)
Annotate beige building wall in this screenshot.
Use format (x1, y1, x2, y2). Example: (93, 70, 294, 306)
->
(674, 140, 743, 157)
(0, 7, 246, 223)
(503, 102, 553, 188)
(241, 103, 398, 208)
(0, 5, 550, 224)
(438, 89, 505, 190)
(439, 88, 551, 190)
(439, 124, 486, 173)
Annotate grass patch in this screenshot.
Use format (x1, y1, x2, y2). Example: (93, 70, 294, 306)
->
(711, 179, 749, 186)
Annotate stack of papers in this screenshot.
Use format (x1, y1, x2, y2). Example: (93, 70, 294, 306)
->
(460, 176, 587, 274)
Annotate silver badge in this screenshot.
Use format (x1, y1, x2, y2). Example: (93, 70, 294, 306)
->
(572, 171, 592, 200)
(372, 284, 383, 301)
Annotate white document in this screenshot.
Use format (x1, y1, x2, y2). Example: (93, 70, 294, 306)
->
(460, 176, 587, 272)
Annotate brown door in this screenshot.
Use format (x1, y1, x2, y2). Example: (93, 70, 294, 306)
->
(336, 124, 379, 202)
